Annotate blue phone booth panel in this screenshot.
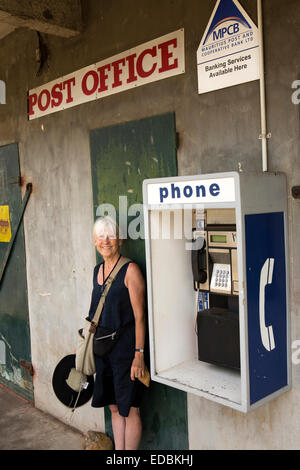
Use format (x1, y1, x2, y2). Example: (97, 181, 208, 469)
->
(245, 212, 288, 405)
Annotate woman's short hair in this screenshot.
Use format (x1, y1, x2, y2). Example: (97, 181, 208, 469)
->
(93, 216, 122, 239)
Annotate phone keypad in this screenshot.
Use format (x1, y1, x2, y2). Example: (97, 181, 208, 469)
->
(215, 269, 229, 288)
(211, 264, 231, 293)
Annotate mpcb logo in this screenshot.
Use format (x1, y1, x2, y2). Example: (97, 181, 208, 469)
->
(212, 21, 240, 40)
(0, 80, 5, 104)
(203, 13, 251, 46)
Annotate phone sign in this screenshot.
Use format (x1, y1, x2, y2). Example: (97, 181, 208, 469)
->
(147, 177, 236, 205)
(245, 212, 288, 405)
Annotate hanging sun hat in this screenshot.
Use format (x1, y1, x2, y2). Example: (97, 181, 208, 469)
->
(52, 354, 94, 408)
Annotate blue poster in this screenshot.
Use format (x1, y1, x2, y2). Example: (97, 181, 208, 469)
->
(245, 212, 287, 405)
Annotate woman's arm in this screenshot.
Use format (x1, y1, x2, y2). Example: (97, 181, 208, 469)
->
(125, 262, 146, 381)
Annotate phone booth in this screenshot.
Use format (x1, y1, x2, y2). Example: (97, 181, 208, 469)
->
(142, 172, 291, 412)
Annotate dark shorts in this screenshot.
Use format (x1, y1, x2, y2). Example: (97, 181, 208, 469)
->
(91, 354, 145, 417)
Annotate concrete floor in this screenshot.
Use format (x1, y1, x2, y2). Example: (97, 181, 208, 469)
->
(0, 385, 85, 450)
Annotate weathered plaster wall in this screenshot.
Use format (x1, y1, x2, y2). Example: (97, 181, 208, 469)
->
(0, 0, 299, 447)
(0, 0, 82, 37)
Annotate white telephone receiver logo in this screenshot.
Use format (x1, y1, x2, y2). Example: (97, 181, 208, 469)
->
(259, 258, 275, 352)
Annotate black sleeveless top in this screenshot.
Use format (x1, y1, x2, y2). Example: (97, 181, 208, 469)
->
(89, 260, 146, 417)
(88, 261, 134, 330)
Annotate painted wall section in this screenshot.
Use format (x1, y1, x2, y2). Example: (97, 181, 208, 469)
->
(0, 144, 33, 402)
(0, 0, 299, 449)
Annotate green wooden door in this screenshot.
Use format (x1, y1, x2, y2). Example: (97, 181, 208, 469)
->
(0, 144, 33, 402)
(90, 113, 188, 450)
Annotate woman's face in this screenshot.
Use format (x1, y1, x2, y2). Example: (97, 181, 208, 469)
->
(94, 227, 122, 260)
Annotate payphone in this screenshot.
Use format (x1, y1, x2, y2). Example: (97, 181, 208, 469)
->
(192, 210, 240, 370)
(143, 172, 290, 412)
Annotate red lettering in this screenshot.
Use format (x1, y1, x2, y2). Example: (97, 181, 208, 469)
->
(51, 83, 63, 108)
(111, 58, 125, 88)
(97, 64, 111, 93)
(82, 70, 98, 95)
(38, 89, 51, 111)
(126, 54, 137, 84)
(158, 38, 178, 73)
(28, 93, 37, 116)
(136, 47, 157, 78)
(63, 77, 76, 103)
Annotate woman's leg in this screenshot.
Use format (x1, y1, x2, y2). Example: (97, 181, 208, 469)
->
(125, 407, 142, 450)
(109, 404, 126, 450)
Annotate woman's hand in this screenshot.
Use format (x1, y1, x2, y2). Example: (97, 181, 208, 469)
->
(130, 353, 145, 381)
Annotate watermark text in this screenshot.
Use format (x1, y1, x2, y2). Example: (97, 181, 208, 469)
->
(0, 80, 6, 104)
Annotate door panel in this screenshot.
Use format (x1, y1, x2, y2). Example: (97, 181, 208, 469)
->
(90, 113, 188, 450)
(0, 144, 33, 402)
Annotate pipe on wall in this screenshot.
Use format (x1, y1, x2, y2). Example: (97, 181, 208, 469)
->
(258, 0, 269, 173)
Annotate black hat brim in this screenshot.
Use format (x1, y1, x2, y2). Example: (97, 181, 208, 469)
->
(52, 354, 94, 408)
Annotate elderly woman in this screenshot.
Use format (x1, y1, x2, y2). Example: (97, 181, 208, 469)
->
(88, 216, 146, 450)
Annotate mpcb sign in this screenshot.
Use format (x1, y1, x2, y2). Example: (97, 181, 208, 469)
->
(197, 0, 260, 94)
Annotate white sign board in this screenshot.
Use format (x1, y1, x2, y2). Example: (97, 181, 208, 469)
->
(197, 0, 260, 94)
(147, 177, 236, 206)
(28, 29, 185, 120)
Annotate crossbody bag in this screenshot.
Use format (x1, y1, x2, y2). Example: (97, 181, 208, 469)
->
(75, 256, 131, 376)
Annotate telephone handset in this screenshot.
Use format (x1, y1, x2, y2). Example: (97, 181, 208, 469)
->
(259, 258, 275, 352)
(191, 236, 207, 286)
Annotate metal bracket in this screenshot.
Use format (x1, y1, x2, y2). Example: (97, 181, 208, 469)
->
(0, 183, 32, 285)
(292, 186, 300, 199)
(20, 359, 34, 376)
(259, 132, 272, 140)
(8, 176, 24, 186)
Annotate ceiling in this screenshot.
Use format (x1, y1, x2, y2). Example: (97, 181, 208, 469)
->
(0, 4, 81, 41)
(0, 18, 16, 40)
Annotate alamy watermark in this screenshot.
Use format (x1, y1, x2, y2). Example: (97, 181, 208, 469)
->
(0, 80, 6, 104)
(291, 340, 300, 365)
(1, 335, 300, 367)
(291, 80, 300, 105)
(95, 197, 202, 250)
(0, 340, 5, 365)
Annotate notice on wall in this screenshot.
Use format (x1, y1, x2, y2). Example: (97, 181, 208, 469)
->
(0, 205, 12, 242)
(28, 29, 185, 120)
(197, 0, 260, 94)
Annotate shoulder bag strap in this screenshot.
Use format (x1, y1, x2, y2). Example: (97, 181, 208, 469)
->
(90, 257, 131, 329)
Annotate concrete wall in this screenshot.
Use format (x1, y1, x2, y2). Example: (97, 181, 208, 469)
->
(0, 0, 299, 448)
(0, 0, 82, 37)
